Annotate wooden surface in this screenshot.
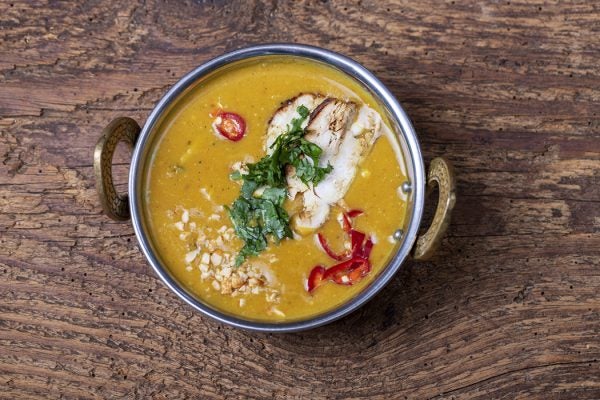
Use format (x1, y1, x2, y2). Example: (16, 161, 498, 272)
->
(1, 1, 599, 398)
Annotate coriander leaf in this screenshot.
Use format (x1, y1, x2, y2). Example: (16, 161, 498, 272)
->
(241, 180, 258, 199)
(297, 104, 310, 119)
(260, 187, 287, 206)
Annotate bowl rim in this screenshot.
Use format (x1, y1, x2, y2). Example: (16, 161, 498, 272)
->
(129, 43, 425, 332)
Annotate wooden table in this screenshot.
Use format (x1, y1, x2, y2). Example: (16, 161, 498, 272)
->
(1, 1, 599, 398)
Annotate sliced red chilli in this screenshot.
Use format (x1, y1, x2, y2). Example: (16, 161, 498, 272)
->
(346, 209, 364, 218)
(308, 208, 374, 293)
(307, 265, 326, 293)
(213, 111, 246, 141)
(317, 233, 348, 261)
(349, 229, 366, 257)
(324, 257, 371, 286)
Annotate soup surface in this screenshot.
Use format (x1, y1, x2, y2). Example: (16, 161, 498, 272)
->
(145, 56, 409, 322)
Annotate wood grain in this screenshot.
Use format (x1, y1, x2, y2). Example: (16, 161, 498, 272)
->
(1, 0, 599, 398)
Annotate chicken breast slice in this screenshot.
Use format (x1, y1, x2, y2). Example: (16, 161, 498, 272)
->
(265, 93, 326, 153)
(264, 94, 386, 235)
(313, 104, 384, 204)
(293, 102, 385, 233)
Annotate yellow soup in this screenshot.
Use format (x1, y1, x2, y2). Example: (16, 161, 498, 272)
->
(145, 56, 408, 322)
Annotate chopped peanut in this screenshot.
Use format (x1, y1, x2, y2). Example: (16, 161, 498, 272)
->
(221, 266, 232, 278)
(173, 205, 280, 302)
(181, 209, 190, 223)
(185, 249, 199, 264)
(201, 252, 210, 265)
(221, 280, 233, 295)
(231, 273, 245, 289)
(211, 252, 223, 266)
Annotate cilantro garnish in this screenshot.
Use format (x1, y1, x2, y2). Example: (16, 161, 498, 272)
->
(226, 105, 333, 266)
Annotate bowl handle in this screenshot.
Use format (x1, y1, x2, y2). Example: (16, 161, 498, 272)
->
(412, 157, 456, 261)
(93, 117, 141, 221)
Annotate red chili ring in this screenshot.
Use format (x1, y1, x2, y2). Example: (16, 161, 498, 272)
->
(214, 111, 246, 141)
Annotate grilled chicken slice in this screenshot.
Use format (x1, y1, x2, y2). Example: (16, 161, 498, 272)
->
(293, 101, 384, 233)
(265, 95, 385, 235)
(289, 99, 357, 233)
(265, 93, 326, 152)
(313, 104, 384, 205)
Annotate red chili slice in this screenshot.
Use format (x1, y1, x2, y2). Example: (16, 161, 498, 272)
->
(309, 208, 373, 293)
(307, 265, 326, 293)
(347, 258, 371, 282)
(346, 209, 364, 218)
(341, 209, 364, 232)
(322, 258, 355, 284)
(361, 237, 374, 258)
(317, 233, 348, 261)
(350, 229, 366, 257)
(213, 111, 246, 141)
(341, 212, 353, 232)
(324, 257, 371, 286)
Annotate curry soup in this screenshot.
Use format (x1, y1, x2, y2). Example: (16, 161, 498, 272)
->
(145, 56, 408, 322)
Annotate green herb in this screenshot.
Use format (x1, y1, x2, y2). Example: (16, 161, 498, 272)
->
(226, 182, 291, 266)
(244, 105, 332, 188)
(226, 105, 333, 266)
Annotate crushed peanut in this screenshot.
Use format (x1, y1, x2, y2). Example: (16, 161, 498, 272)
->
(201, 252, 210, 265)
(200, 188, 212, 201)
(185, 249, 199, 263)
(170, 206, 281, 306)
